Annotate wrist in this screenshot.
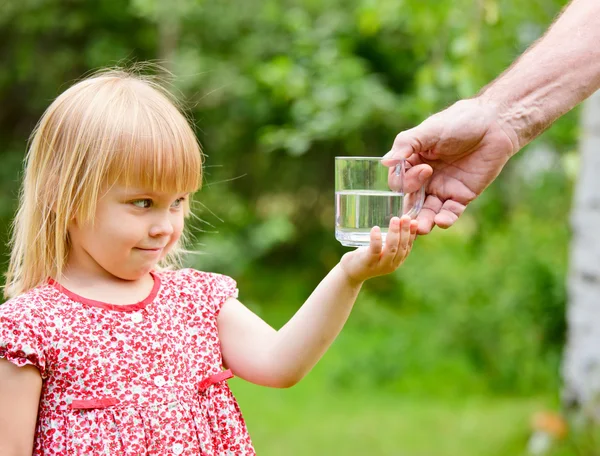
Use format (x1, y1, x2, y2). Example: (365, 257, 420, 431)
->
(475, 92, 524, 156)
(336, 260, 366, 289)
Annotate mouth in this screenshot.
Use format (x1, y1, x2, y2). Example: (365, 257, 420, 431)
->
(135, 247, 165, 253)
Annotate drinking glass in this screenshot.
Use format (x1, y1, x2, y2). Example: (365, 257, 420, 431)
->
(335, 156, 425, 247)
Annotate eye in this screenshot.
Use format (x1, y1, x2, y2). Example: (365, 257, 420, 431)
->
(171, 197, 186, 209)
(131, 199, 152, 209)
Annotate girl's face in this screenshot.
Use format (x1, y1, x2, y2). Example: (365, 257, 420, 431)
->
(67, 185, 188, 281)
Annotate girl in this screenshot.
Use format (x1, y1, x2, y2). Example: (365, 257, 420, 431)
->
(0, 69, 418, 456)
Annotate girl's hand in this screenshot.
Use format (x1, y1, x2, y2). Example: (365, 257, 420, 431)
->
(340, 215, 418, 284)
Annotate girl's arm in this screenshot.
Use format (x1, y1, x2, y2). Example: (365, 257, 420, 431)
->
(217, 216, 418, 388)
(0, 359, 41, 455)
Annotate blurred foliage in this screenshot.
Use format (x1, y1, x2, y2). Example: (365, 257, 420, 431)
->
(0, 0, 575, 399)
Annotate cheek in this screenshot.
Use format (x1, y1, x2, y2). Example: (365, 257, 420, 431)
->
(111, 221, 138, 240)
(159, 223, 183, 262)
(95, 217, 142, 249)
(166, 216, 185, 247)
(172, 216, 185, 240)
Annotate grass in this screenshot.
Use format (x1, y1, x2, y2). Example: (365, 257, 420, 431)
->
(230, 371, 556, 456)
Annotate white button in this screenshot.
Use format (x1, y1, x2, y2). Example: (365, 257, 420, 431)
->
(154, 375, 166, 387)
(130, 313, 143, 323)
(172, 443, 184, 455)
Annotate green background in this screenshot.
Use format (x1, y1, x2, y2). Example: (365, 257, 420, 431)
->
(0, 0, 583, 453)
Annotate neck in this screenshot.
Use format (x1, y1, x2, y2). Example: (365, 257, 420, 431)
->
(57, 255, 155, 306)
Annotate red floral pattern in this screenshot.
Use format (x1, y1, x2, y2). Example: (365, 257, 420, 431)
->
(0, 269, 255, 455)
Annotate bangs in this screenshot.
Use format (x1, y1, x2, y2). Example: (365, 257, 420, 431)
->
(103, 83, 202, 194)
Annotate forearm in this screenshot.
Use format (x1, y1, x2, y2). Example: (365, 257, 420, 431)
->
(268, 264, 362, 386)
(478, 0, 600, 151)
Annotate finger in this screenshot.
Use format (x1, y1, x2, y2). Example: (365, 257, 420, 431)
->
(393, 216, 411, 265)
(368, 226, 383, 259)
(381, 217, 400, 267)
(385, 151, 427, 168)
(409, 219, 418, 246)
(405, 152, 426, 168)
(399, 220, 419, 265)
(383, 121, 441, 163)
(387, 163, 432, 193)
(415, 195, 443, 235)
(399, 215, 411, 252)
(387, 163, 403, 192)
(434, 200, 467, 229)
(403, 164, 432, 193)
(410, 220, 418, 243)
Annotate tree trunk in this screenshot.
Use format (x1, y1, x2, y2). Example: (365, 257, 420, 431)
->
(563, 89, 600, 419)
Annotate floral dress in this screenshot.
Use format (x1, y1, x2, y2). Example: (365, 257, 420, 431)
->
(0, 268, 256, 455)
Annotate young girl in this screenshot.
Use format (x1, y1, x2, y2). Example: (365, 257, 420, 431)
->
(0, 69, 418, 456)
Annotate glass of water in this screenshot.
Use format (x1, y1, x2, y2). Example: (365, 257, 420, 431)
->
(335, 156, 425, 247)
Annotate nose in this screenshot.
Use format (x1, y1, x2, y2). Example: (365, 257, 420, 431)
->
(148, 212, 175, 238)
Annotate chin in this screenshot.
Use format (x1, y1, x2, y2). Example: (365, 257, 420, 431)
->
(114, 266, 155, 282)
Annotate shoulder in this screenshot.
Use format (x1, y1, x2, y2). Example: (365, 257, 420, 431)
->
(156, 268, 237, 294)
(155, 268, 239, 314)
(0, 283, 62, 342)
(0, 284, 56, 376)
(0, 283, 58, 322)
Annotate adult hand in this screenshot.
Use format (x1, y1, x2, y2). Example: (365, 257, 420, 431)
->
(383, 97, 518, 234)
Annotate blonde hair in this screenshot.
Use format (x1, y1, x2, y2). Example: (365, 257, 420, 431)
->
(4, 68, 202, 298)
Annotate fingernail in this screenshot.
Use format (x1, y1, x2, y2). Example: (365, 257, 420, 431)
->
(383, 150, 394, 159)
